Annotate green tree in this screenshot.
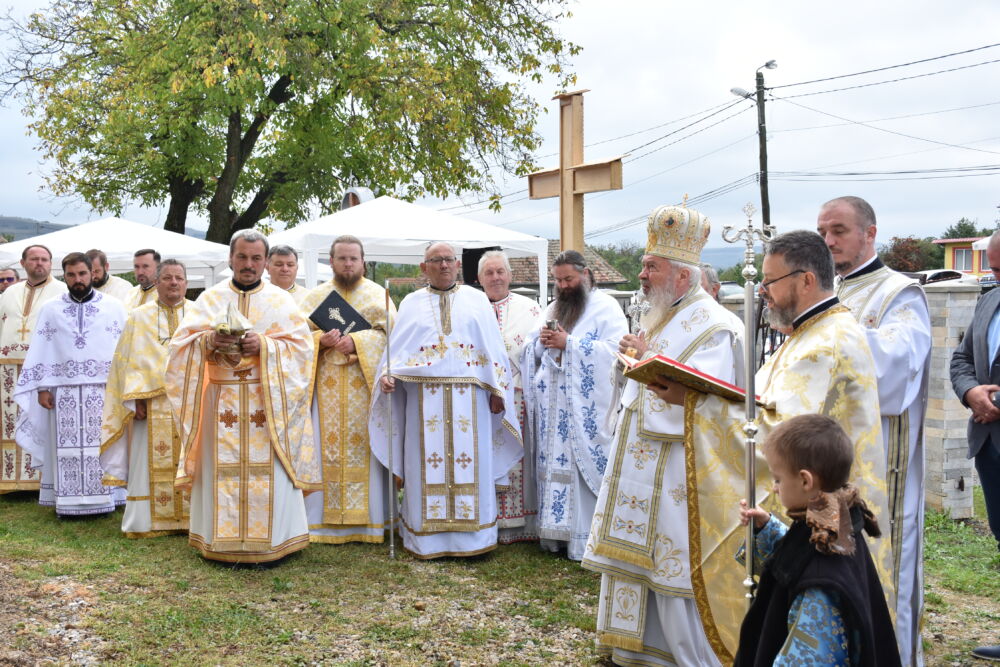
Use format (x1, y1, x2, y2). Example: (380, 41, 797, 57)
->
(591, 241, 642, 290)
(879, 236, 943, 272)
(941, 217, 994, 239)
(1, 0, 578, 241)
(718, 254, 763, 286)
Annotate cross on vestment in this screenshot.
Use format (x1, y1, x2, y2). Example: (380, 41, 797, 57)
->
(527, 90, 624, 252)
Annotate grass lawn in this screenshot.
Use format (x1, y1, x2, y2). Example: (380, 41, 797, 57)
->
(1, 487, 998, 665)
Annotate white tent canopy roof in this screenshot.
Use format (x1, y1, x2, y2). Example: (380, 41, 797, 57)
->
(0, 217, 231, 281)
(268, 196, 549, 295)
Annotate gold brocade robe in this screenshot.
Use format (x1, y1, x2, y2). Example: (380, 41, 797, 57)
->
(166, 281, 319, 562)
(299, 278, 394, 542)
(678, 305, 893, 664)
(0, 277, 67, 492)
(100, 299, 191, 537)
(125, 284, 157, 310)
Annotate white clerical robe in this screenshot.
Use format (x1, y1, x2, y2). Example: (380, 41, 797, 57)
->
(100, 299, 191, 537)
(492, 292, 542, 544)
(166, 281, 320, 563)
(369, 285, 522, 559)
(0, 277, 66, 492)
(284, 283, 309, 305)
(583, 286, 743, 665)
(676, 303, 894, 665)
(125, 284, 157, 309)
(14, 292, 127, 515)
(300, 278, 393, 544)
(838, 260, 930, 667)
(522, 289, 628, 560)
(96, 275, 134, 303)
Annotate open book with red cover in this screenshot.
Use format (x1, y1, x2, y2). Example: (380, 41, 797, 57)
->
(617, 352, 761, 405)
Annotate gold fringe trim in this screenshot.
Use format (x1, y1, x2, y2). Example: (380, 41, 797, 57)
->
(596, 630, 645, 653)
(309, 534, 384, 545)
(402, 541, 497, 560)
(593, 542, 654, 570)
(103, 476, 127, 488)
(125, 529, 187, 539)
(188, 533, 309, 563)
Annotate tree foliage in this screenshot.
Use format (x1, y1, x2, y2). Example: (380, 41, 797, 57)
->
(591, 241, 642, 291)
(719, 254, 763, 286)
(1, 0, 578, 241)
(941, 217, 994, 239)
(879, 236, 943, 272)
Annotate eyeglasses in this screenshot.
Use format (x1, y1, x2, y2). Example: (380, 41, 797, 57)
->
(759, 269, 804, 293)
(0, 277, 16, 283)
(425, 256, 458, 265)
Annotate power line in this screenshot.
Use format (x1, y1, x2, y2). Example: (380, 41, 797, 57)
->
(771, 42, 1000, 89)
(807, 135, 1000, 170)
(771, 95, 1000, 156)
(622, 99, 749, 156)
(773, 57, 1000, 99)
(772, 100, 1000, 133)
(625, 105, 754, 162)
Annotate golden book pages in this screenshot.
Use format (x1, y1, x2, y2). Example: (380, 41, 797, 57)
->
(617, 352, 758, 404)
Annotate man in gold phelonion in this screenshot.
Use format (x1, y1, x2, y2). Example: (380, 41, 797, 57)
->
(649, 229, 894, 664)
(300, 235, 394, 544)
(165, 229, 319, 563)
(100, 259, 193, 538)
(125, 248, 160, 309)
(582, 204, 744, 666)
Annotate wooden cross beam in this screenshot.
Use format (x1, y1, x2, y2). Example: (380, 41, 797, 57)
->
(527, 90, 624, 253)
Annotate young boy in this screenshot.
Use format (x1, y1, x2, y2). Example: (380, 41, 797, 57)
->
(734, 414, 900, 666)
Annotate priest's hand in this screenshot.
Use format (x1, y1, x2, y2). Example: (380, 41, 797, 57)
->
(966, 384, 1000, 423)
(319, 328, 342, 349)
(380, 376, 396, 393)
(210, 331, 241, 350)
(333, 334, 356, 355)
(134, 399, 147, 421)
(619, 331, 647, 358)
(489, 394, 504, 414)
(647, 374, 687, 405)
(38, 390, 54, 410)
(240, 332, 261, 356)
(539, 323, 568, 350)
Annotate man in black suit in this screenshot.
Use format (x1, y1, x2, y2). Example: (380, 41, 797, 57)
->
(950, 231, 1000, 661)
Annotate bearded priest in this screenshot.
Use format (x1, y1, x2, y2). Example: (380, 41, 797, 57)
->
(521, 250, 628, 561)
(300, 235, 394, 545)
(648, 230, 894, 665)
(166, 230, 320, 563)
(582, 205, 743, 665)
(100, 259, 192, 537)
(14, 252, 127, 516)
(370, 242, 522, 559)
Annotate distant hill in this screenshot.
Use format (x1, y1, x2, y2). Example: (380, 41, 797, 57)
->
(0, 217, 69, 241)
(702, 245, 751, 270)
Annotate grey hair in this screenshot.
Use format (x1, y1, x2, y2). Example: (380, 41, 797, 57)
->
(477, 250, 511, 275)
(700, 263, 720, 288)
(424, 241, 457, 260)
(229, 229, 270, 255)
(267, 244, 298, 259)
(765, 230, 835, 291)
(822, 196, 877, 232)
(671, 260, 701, 290)
(156, 258, 187, 279)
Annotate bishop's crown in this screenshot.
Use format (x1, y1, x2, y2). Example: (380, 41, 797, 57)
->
(645, 204, 711, 266)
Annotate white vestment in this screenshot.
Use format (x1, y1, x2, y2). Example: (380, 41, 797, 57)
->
(96, 275, 133, 303)
(125, 284, 157, 309)
(369, 285, 522, 558)
(14, 292, 127, 515)
(491, 292, 543, 544)
(583, 287, 743, 666)
(0, 277, 67, 492)
(522, 289, 628, 560)
(838, 259, 930, 667)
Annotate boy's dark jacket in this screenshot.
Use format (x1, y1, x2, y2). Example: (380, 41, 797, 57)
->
(733, 505, 901, 667)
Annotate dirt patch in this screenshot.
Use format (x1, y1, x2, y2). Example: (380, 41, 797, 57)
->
(0, 561, 107, 666)
(924, 582, 1000, 666)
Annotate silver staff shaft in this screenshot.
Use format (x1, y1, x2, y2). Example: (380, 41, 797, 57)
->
(385, 279, 396, 560)
(722, 202, 774, 606)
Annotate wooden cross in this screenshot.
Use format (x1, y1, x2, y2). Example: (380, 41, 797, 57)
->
(527, 90, 624, 252)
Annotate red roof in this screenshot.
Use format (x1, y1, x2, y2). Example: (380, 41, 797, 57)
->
(932, 237, 985, 245)
(508, 240, 628, 287)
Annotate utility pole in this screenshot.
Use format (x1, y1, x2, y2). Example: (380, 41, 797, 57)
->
(732, 60, 776, 230)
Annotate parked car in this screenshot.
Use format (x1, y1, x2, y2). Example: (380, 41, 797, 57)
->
(915, 269, 979, 286)
(717, 281, 743, 300)
(980, 273, 998, 293)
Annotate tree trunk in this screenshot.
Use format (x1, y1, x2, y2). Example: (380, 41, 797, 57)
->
(163, 175, 204, 234)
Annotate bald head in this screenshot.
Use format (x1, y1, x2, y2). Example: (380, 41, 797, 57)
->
(421, 242, 461, 290)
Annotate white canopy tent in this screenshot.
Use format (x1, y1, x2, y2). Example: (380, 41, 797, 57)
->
(267, 196, 549, 299)
(0, 217, 232, 285)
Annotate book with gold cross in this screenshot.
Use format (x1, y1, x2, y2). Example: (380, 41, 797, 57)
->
(308, 289, 371, 335)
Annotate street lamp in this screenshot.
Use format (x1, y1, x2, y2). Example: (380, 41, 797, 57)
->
(732, 60, 777, 230)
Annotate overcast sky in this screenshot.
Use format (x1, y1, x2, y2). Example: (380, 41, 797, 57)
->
(2, 0, 999, 250)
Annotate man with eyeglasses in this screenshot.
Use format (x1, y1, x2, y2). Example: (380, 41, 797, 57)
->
(371, 242, 523, 559)
(0, 268, 19, 293)
(646, 230, 894, 664)
(0, 245, 66, 495)
(819, 196, 930, 666)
